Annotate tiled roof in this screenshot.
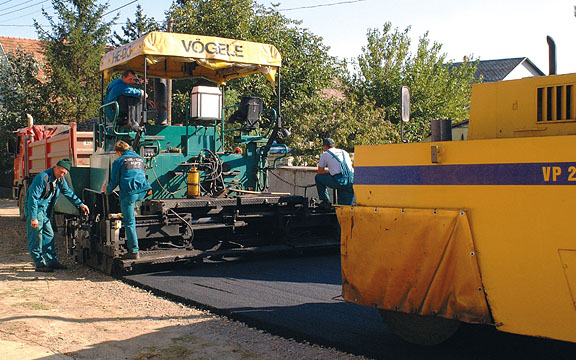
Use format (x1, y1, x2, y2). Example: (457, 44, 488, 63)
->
(0, 36, 45, 61)
(321, 78, 345, 100)
(452, 57, 545, 82)
(477, 58, 525, 82)
(322, 87, 344, 100)
(0, 36, 46, 79)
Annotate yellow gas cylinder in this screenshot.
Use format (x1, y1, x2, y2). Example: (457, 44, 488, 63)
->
(187, 167, 200, 197)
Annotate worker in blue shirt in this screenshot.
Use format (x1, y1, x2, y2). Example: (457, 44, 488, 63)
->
(103, 69, 147, 123)
(25, 158, 89, 272)
(104, 141, 152, 260)
(315, 138, 355, 209)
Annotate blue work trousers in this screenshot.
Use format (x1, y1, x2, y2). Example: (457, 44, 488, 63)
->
(26, 212, 57, 267)
(120, 191, 147, 254)
(315, 174, 354, 205)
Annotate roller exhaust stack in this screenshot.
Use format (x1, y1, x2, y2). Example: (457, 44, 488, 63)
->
(547, 35, 556, 75)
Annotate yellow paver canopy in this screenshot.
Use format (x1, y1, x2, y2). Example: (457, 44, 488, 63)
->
(100, 32, 281, 84)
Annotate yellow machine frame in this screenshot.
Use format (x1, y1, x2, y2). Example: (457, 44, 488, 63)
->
(337, 73, 576, 343)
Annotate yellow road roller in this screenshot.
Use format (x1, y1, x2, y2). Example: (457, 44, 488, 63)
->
(337, 70, 576, 345)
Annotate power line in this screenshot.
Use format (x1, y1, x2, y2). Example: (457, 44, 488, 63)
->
(279, 0, 366, 11)
(0, 0, 49, 18)
(1, 8, 44, 23)
(0, 0, 143, 27)
(0, 0, 39, 12)
(102, 0, 138, 17)
(0, 22, 136, 27)
(0, 0, 141, 32)
(0, 2, 52, 24)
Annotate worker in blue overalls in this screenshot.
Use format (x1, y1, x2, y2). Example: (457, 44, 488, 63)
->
(25, 158, 90, 272)
(104, 141, 151, 260)
(315, 138, 355, 209)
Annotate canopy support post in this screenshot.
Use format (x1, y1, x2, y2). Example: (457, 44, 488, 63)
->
(220, 85, 226, 153)
(142, 55, 148, 126)
(277, 68, 281, 128)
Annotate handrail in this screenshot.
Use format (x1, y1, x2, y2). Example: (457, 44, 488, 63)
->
(99, 101, 118, 128)
(98, 101, 135, 137)
(262, 108, 277, 139)
(254, 142, 288, 191)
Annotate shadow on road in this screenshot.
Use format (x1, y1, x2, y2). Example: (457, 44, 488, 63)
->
(30, 320, 262, 360)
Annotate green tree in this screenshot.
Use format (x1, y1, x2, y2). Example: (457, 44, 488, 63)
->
(110, 4, 163, 46)
(348, 22, 479, 141)
(167, 0, 339, 144)
(34, 0, 115, 124)
(287, 93, 398, 165)
(0, 49, 51, 169)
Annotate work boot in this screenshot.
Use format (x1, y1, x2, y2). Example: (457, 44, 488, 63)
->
(35, 264, 54, 273)
(49, 261, 68, 270)
(122, 252, 139, 260)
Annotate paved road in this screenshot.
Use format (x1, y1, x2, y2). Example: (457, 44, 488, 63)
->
(126, 253, 575, 359)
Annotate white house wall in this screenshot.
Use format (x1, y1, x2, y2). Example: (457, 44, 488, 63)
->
(504, 62, 543, 80)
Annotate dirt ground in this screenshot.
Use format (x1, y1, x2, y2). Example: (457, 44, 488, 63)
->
(0, 199, 364, 360)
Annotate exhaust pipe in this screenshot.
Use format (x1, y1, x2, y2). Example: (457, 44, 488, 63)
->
(431, 119, 452, 142)
(547, 35, 556, 75)
(153, 78, 168, 125)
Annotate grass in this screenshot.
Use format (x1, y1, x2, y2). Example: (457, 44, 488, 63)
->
(16, 301, 50, 311)
(132, 334, 259, 360)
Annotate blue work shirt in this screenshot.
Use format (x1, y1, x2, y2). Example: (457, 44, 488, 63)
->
(104, 78, 143, 120)
(106, 150, 151, 197)
(25, 168, 84, 220)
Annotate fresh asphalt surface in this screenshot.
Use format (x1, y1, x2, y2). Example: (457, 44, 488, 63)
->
(125, 253, 576, 359)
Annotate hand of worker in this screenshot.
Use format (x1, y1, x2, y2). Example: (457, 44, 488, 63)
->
(102, 182, 107, 194)
(80, 204, 90, 215)
(30, 219, 38, 228)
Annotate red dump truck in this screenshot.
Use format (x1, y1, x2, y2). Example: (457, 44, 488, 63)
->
(12, 119, 93, 219)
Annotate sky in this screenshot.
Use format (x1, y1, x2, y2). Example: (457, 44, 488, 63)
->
(1, 0, 576, 73)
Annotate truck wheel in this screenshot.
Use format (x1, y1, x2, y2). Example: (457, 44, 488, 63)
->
(379, 310, 460, 346)
(18, 191, 25, 221)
